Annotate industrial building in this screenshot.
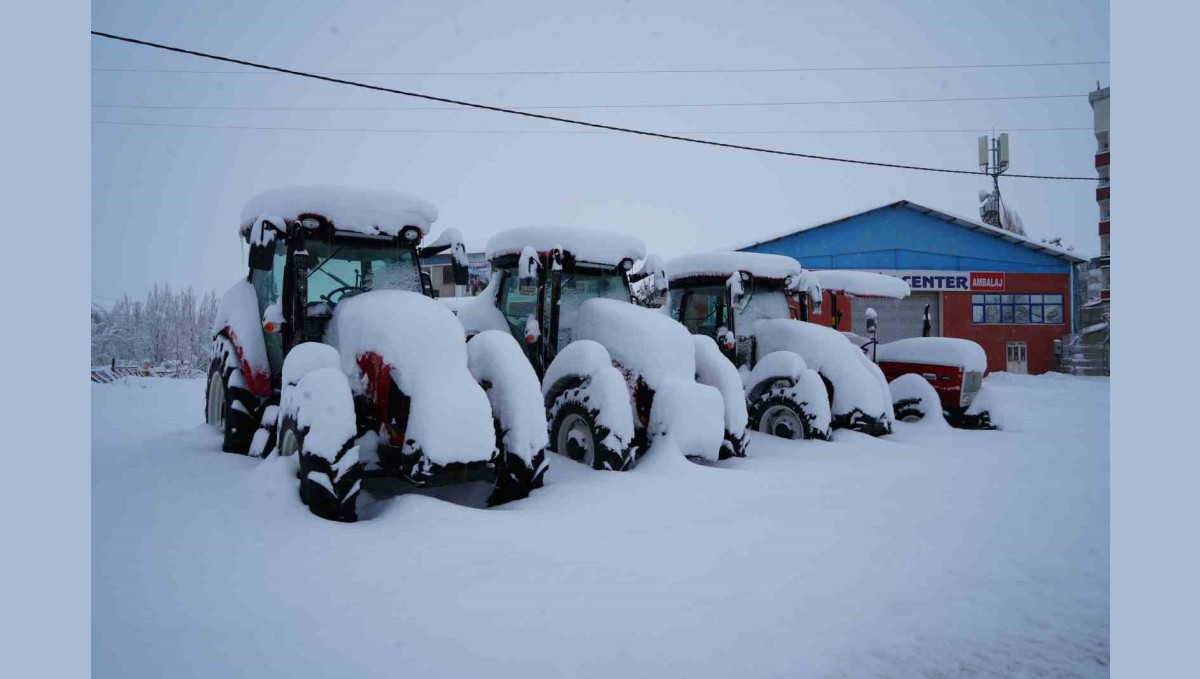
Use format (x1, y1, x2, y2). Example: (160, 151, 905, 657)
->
(739, 200, 1086, 375)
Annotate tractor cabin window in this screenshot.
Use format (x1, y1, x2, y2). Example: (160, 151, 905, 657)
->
(303, 241, 420, 304)
(971, 293, 1063, 324)
(678, 285, 726, 339)
(498, 270, 540, 341)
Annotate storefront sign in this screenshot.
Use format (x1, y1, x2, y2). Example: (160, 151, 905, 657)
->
(874, 270, 1006, 292)
(968, 271, 1006, 291)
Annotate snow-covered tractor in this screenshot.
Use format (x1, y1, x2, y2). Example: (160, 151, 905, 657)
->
(810, 270, 994, 429)
(453, 227, 747, 468)
(664, 252, 895, 439)
(205, 186, 547, 522)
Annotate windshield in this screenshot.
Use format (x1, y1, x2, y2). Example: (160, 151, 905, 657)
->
(304, 237, 421, 304)
(733, 281, 791, 332)
(557, 269, 630, 351)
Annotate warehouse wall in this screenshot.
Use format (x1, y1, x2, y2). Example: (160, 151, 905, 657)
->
(941, 272, 1072, 375)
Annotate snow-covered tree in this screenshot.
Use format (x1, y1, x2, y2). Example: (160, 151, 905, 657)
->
(91, 285, 220, 367)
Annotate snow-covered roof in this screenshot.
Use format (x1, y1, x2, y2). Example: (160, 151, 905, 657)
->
(486, 226, 646, 266)
(239, 185, 438, 239)
(666, 251, 802, 283)
(813, 270, 910, 299)
(732, 200, 1086, 263)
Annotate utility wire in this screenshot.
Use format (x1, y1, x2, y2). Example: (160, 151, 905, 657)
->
(90, 60, 1110, 76)
(91, 93, 1087, 111)
(89, 31, 1098, 181)
(92, 120, 1092, 136)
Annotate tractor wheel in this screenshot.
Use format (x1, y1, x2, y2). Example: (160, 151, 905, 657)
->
(279, 416, 362, 523)
(747, 390, 824, 441)
(894, 398, 926, 423)
(720, 429, 749, 459)
(549, 398, 630, 471)
(206, 358, 257, 455)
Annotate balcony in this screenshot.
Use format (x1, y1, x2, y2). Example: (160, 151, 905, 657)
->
(1099, 220, 1110, 235)
(1095, 151, 1110, 169)
(1097, 186, 1109, 202)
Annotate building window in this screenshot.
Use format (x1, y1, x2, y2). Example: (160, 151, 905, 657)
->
(972, 294, 1064, 324)
(1100, 233, 1109, 256)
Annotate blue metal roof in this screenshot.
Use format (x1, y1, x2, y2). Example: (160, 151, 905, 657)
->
(737, 200, 1083, 273)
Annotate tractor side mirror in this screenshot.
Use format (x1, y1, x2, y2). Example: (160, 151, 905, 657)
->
(728, 271, 751, 307)
(519, 246, 541, 292)
(421, 227, 470, 287)
(450, 242, 469, 286)
(865, 308, 878, 339)
(247, 217, 285, 271)
(643, 254, 669, 293)
(249, 244, 274, 271)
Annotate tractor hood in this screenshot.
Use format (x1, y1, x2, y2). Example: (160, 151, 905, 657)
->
(325, 290, 495, 465)
(572, 298, 697, 390)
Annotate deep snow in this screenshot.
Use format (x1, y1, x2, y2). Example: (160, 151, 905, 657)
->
(93, 372, 1109, 678)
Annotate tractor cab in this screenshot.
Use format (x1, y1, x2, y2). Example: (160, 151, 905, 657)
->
(667, 252, 809, 367)
(485, 227, 642, 377)
(239, 187, 465, 383)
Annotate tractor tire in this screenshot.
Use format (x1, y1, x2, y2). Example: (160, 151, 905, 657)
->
(488, 445, 548, 507)
(278, 416, 362, 523)
(747, 389, 826, 441)
(720, 429, 749, 459)
(206, 357, 257, 455)
(548, 397, 631, 472)
(894, 398, 926, 423)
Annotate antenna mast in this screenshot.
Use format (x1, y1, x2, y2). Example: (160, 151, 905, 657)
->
(977, 133, 1010, 227)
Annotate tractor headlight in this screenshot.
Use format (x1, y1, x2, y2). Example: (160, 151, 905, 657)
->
(620, 258, 634, 271)
(300, 218, 321, 229)
(401, 226, 422, 242)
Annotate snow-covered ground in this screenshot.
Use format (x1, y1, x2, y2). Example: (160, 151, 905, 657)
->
(93, 372, 1109, 678)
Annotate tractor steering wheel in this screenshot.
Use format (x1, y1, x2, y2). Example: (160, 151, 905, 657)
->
(320, 286, 362, 303)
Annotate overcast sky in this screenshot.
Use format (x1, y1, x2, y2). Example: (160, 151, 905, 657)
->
(91, 0, 1108, 304)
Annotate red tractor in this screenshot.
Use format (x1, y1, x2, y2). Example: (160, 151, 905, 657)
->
(810, 270, 994, 429)
(206, 186, 547, 521)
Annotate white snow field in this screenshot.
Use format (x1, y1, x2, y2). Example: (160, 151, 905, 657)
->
(93, 372, 1109, 678)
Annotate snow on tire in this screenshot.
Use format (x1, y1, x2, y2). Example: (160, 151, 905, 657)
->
(744, 352, 832, 441)
(888, 373, 946, 426)
(692, 335, 750, 459)
(278, 361, 363, 522)
(548, 390, 632, 472)
(279, 415, 362, 523)
(747, 384, 830, 441)
(465, 330, 550, 506)
(207, 337, 257, 455)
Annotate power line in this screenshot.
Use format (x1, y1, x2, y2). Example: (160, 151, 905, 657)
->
(89, 31, 1098, 181)
(90, 60, 1110, 76)
(91, 93, 1088, 111)
(92, 120, 1092, 136)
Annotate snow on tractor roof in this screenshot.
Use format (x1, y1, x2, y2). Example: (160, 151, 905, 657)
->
(876, 337, 988, 373)
(813, 270, 910, 299)
(239, 185, 438, 239)
(486, 226, 646, 266)
(666, 251, 803, 283)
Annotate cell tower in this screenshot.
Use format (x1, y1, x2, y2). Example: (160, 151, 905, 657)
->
(977, 133, 1009, 228)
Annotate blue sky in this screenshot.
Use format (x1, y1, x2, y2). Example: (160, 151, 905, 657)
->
(91, 0, 1108, 304)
